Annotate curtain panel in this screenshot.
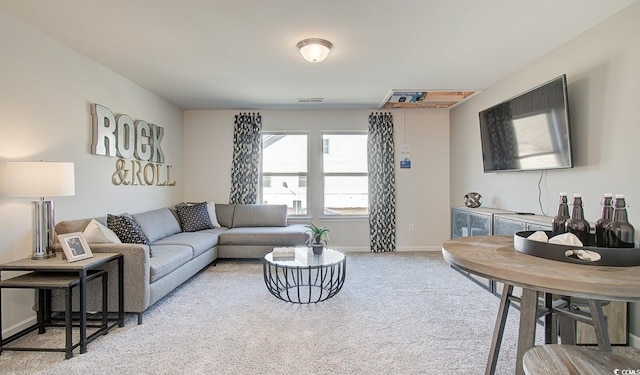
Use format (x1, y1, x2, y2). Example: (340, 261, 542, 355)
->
(229, 112, 262, 204)
(368, 112, 397, 252)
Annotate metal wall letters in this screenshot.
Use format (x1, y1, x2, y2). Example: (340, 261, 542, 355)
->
(90, 103, 176, 186)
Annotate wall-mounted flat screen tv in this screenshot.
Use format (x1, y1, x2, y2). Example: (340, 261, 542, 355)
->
(479, 74, 573, 172)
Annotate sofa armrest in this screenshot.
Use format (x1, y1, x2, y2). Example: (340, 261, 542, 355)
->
(83, 243, 151, 313)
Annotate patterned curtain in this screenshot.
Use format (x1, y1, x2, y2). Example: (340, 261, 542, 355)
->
(229, 112, 262, 204)
(368, 112, 396, 252)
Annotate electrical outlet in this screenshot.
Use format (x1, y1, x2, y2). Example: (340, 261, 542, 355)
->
(408, 224, 415, 232)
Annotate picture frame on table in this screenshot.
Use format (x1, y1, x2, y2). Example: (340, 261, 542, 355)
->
(57, 232, 93, 262)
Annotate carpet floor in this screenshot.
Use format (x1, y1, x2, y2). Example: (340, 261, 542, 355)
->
(1, 251, 638, 374)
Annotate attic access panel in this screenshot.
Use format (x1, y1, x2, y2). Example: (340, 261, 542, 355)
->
(378, 90, 480, 109)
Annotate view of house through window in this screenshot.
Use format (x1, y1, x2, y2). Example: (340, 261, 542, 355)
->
(261, 134, 308, 215)
(323, 133, 368, 215)
(261, 132, 368, 217)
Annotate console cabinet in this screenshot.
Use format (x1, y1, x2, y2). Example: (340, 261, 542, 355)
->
(451, 206, 512, 238)
(493, 213, 552, 235)
(450, 207, 513, 291)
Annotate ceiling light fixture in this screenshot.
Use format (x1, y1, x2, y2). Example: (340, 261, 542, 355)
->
(296, 38, 334, 63)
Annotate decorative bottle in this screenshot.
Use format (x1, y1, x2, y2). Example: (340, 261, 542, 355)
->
(565, 193, 591, 245)
(552, 193, 570, 235)
(605, 194, 635, 248)
(595, 193, 613, 247)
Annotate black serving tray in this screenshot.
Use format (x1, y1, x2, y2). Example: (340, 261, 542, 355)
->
(513, 230, 640, 267)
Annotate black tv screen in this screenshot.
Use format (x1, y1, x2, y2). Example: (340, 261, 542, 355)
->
(479, 75, 573, 172)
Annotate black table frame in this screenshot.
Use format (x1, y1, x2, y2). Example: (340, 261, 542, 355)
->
(0, 253, 124, 355)
(263, 250, 346, 304)
(0, 270, 108, 358)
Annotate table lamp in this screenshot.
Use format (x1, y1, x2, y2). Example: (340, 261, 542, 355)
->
(6, 161, 75, 259)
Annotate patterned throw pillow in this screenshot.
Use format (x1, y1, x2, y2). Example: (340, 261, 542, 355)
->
(176, 202, 214, 232)
(107, 214, 152, 257)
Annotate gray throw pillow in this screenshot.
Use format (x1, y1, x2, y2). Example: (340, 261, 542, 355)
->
(176, 202, 214, 232)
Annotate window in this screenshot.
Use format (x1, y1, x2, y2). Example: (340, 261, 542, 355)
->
(322, 133, 368, 215)
(261, 133, 308, 215)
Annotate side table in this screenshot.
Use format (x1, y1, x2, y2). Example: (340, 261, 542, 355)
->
(0, 270, 108, 359)
(0, 253, 124, 356)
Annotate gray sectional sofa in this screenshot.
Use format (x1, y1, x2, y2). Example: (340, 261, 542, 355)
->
(53, 203, 309, 324)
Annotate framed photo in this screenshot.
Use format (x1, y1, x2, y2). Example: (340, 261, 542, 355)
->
(57, 232, 93, 262)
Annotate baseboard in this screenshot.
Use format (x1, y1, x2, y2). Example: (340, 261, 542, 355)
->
(2, 314, 36, 338)
(630, 332, 640, 348)
(396, 246, 442, 252)
(337, 246, 442, 252)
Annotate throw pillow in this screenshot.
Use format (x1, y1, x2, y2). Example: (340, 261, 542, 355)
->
(176, 202, 213, 232)
(186, 201, 221, 228)
(207, 201, 221, 228)
(83, 219, 122, 243)
(107, 214, 152, 257)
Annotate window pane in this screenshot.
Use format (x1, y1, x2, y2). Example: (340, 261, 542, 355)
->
(262, 133, 308, 215)
(262, 175, 307, 215)
(323, 134, 367, 173)
(324, 176, 368, 215)
(263, 134, 307, 173)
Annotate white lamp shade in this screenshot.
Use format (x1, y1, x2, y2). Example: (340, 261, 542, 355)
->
(297, 38, 334, 63)
(6, 161, 75, 198)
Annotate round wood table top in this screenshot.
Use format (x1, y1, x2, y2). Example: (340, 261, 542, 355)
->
(523, 344, 640, 374)
(442, 235, 640, 302)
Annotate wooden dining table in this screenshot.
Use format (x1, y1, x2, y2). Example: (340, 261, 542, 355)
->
(441, 235, 640, 375)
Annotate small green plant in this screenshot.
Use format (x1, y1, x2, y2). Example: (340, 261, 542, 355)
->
(305, 223, 330, 246)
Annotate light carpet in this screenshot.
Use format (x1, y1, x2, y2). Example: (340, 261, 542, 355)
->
(1, 252, 637, 374)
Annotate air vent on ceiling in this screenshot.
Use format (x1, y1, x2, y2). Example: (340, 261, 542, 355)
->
(297, 98, 324, 103)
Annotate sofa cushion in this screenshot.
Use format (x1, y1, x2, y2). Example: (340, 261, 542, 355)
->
(107, 214, 151, 250)
(219, 225, 309, 246)
(83, 219, 122, 243)
(132, 208, 182, 243)
(176, 203, 214, 232)
(148, 245, 193, 283)
(214, 203, 235, 228)
(232, 204, 287, 228)
(152, 228, 224, 258)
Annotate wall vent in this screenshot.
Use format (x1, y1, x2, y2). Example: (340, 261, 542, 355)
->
(297, 98, 324, 103)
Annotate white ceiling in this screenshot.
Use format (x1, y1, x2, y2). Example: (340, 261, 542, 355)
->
(0, 0, 636, 110)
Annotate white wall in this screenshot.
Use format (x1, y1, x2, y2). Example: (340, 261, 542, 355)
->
(450, 2, 640, 342)
(184, 109, 450, 251)
(0, 11, 184, 336)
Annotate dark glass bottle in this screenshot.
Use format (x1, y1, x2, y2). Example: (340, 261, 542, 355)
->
(595, 193, 613, 247)
(552, 192, 570, 235)
(605, 194, 635, 248)
(565, 193, 591, 245)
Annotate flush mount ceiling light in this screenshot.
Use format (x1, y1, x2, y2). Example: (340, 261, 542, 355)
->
(296, 38, 334, 63)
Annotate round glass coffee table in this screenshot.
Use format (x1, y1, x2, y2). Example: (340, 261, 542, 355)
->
(263, 247, 346, 304)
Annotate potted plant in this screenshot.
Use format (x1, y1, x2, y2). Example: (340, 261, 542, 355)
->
(305, 223, 330, 255)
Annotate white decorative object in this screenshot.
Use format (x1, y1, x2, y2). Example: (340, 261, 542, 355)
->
(272, 247, 296, 260)
(549, 232, 584, 247)
(527, 231, 549, 243)
(565, 249, 602, 262)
